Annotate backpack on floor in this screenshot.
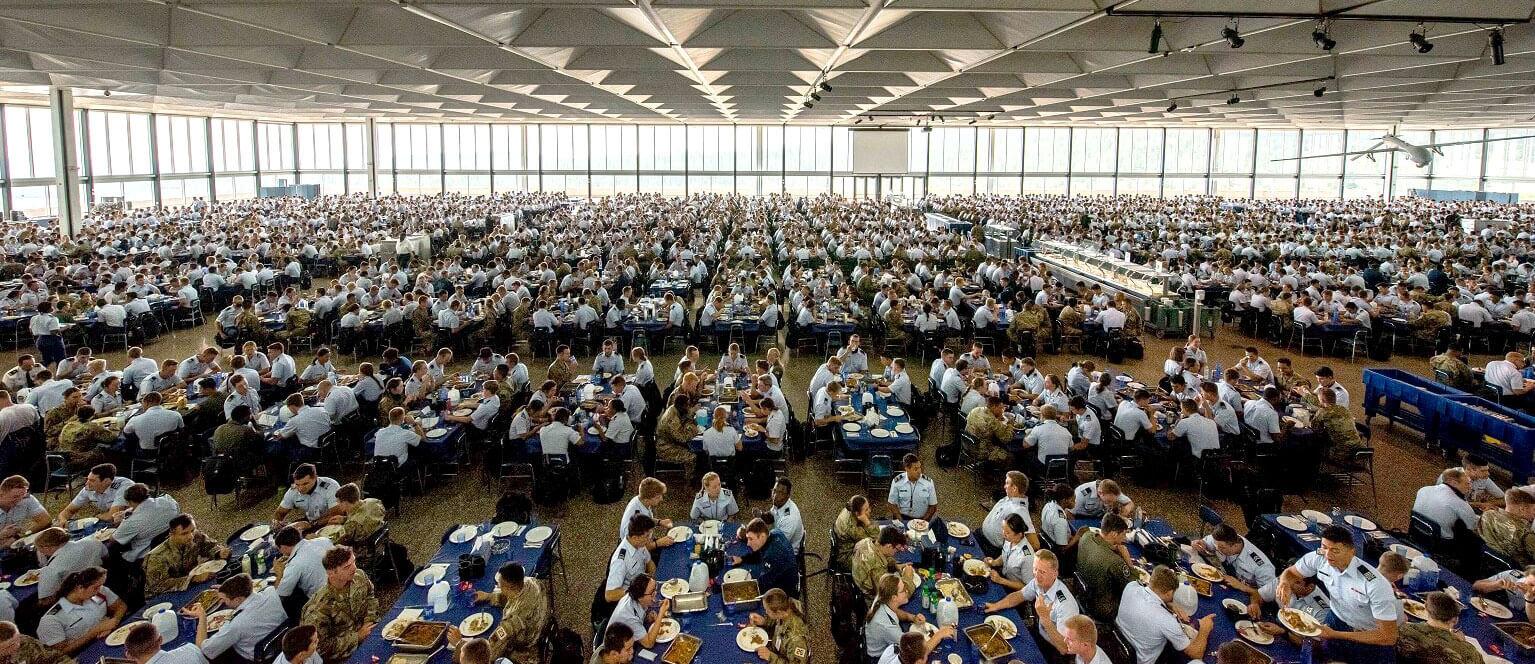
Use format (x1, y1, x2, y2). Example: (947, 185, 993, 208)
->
(548, 626, 586, 664)
(592, 463, 625, 504)
(362, 457, 402, 511)
(1123, 336, 1145, 360)
(495, 491, 533, 524)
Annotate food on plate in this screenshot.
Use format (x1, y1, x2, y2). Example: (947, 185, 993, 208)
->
(184, 589, 221, 613)
(398, 622, 448, 647)
(1279, 608, 1322, 635)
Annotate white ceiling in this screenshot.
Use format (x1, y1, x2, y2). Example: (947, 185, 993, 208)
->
(1, 0, 1534, 128)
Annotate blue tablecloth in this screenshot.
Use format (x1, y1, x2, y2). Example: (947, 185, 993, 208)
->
(648, 280, 691, 298)
(352, 521, 557, 664)
(8, 519, 113, 603)
(77, 534, 255, 664)
(841, 390, 920, 452)
(647, 522, 754, 664)
(1257, 511, 1535, 664)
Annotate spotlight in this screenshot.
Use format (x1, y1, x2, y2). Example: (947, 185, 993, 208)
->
(923, 126, 933, 133)
(803, 101, 814, 109)
(810, 92, 822, 101)
(1222, 24, 1244, 49)
(1148, 20, 1163, 54)
(820, 81, 832, 92)
(1167, 101, 1178, 112)
(102, 90, 111, 97)
(1227, 94, 1240, 105)
(1314, 85, 1326, 97)
(1492, 28, 1506, 66)
(1312, 25, 1336, 51)
(854, 117, 863, 124)
(1409, 25, 1433, 53)
(968, 119, 976, 125)
(986, 114, 996, 120)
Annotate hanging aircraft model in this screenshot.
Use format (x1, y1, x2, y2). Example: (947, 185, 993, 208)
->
(1273, 131, 1535, 168)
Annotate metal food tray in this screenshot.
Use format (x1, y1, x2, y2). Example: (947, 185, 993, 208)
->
(1493, 621, 1535, 654)
(722, 579, 761, 609)
(1218, 640, 1272, 664)
(962, 623, 1015, 661)
(660, 634, 702, 664)
(392, 621, 450, 653)
(935, 576, 974, 609)
(672, 591, 709, 614)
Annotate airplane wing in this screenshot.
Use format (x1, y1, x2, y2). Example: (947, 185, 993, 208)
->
(1421, 135, 1535, 150)
(1269, 144, 1393, 162)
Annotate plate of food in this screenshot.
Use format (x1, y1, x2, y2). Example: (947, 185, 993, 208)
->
(1181, 624, 1197, 639)
(206, 609, 236, 632)
(192, 559, 227, 577)
(1190, 562, 1223, 583)
(1279, 608, 1323, 637)
(185, 589, 222, 614)
(106, 622, 143, 647)
(69, 517, 98, 532)
(1473, 597, 1514, 619)
(908, 519, 930, 532)
(1133, 567, 1150, 584)
(660, 578, 690, 599)
(984, 615, 1018, 640)
(1222, 598, 1247, 614)
(1275, 515, 1308, 531)
(382, 618, 412, 641)
(453, 408, 473, 417)
(13, 569, 39, 587)
(724, 568, 752, 584)
(894, 423, 915, 434)
(459, 612, 495, 638)
(1345, 515, 1378, 531)
(1301, 509, 1333, 525)
(667, 525, 691, 542)
(656, 618, 681, 643)
(492, 521, 519, 537)
(736, 626, 769, 652)
(946, 522, 971, 539)
(908, 621, 938, 638)
(1403, 598, 1429, 620)
(963, 559, 989, 577)
(1235, 620, 1274, 645)
(838, 405, 855, 416)
(1127, 382, 1145, 390)
(94, 527, 116, 542)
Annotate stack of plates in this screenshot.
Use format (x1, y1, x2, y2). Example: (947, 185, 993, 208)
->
(894, 423, 915, 435)
(842, 423, 860, 432)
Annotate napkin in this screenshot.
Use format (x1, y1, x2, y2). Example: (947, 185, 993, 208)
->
(398, 608, 424, 622)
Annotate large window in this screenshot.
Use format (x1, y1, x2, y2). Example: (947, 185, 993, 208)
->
(5, 106, 54, 180)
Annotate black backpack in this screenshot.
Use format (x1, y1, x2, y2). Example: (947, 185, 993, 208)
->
(548, 626, 586, 664)
(495, 491, 533, 524)
(935, 440, 961, 468)
(362, 457, 402, 511)
(534, 462, 571, 505)
(591, 463, 625, 504)
(202, 455, 238, 497)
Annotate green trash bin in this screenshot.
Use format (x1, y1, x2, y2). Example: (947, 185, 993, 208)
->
(1195, 304, 1221, 338)
(1146, 301, 1191, 338)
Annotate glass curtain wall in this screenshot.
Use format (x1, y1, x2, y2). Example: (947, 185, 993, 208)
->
(5, 102, 1535, 217)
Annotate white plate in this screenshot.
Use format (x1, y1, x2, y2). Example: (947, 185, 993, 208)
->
(660, 578, 690, 599)
(908, 621, 938, 638)
(842, 422, 860, 432)
(963, 559, 989, 577)
(427, 427, 450, 438)
(1472, 597, 1514, 619)
(1275, 515, 1308, 531)
(699, 520, 722, 535)
(420, 416, 440, 428)
(381, 617, 411, 641)
(1222, 598, 1247, 614)
(192, 559, 227, 577)
(1235, 620, 1274, 645)
(1191, 563, 1223, 583)
(983, 615, 1018, 640)
(1127, 382, 1145, 389)
(524, 525, 553, 544)
(656, 618, 681, 643)
(239, 525, 271, 542)
(69, 517, 98, 532)
(106, 622, 142, 647)
(453, 408, 473, 417)
(724, 568, 752, 583)
(946, 655, 962, 664)
(206, 608, 236, 632)
(460, 611, 496, 638)
(94, 527, 116, 542)
(946, 522, 971, 539)
(737, 626, 769, 651)
(871, 428, 890, 438)
(908, 519, 929, 532)
(886, 406, 905, 417)
(492, 521, 519, 537)
(1390, 543, 1422, 559)
(1182, 624, 1197, 639)
(894, 423, 915, 434)
(414, 565, 448, 587)
(667, 526, 691, 542)
(1279, 608, 1323, 637)
(141, 602, 172, 618)
(1402, 598, 1428, 621)
(1301, 509, 1333, 525)
(1345, 515, 1378, 531)
(449, 525, 479, 543)
(12, 570, 39, 587)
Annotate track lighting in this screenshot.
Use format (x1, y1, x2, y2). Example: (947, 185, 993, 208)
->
(1492, 28, 1506, 65)
(810, 92, 821, 101)
(102, 90, 111, 97)
(1312, 23, 1336, 51)
(820, 81, 832, 92)
(1314, 86, 1326, 97)
(1148, 20, 1163, 54)
(1166, 101, 1178, 112)
(1222, 23, 1244, 49)
(1227, 94, 1240, 105)
(854, 117, 863, 124)
(1409, 25, 1433, 53)
(802, 101, 813, 109)
(968, 119, 976, 125)
(986, 114, 995, 120)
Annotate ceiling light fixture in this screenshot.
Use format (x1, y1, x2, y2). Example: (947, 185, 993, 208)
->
(1409, 24, 1434, 53)
(102, 90, 111, 97)
(1312, 21, 1336, 51)
(1148, 20, 1163, 54)
(1491, 28, 1506, 65)
(1222, 21, 1245, 48)
(820, 81, 833, 92)
(1167, 101, 1178, 112)
(1314, 85, 1326, 97)
(1227, 94, 1240, 105)
(968, 119, 976, 125)
(854, 117, 863, 124)
(987, 114, 996, 120)
(803, 101, 814, 109)
(810, 92, 822, 101)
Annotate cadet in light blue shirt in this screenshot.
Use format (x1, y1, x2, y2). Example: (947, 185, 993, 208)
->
(592, 340, 625, 375)
(111, 485, 177, 562)
(887, 454, 938, 521)
(58, 466, 133, 525)
(274, 465, 340, 526)
(190, 574, 287, 662)
(689, 473, 738, 521)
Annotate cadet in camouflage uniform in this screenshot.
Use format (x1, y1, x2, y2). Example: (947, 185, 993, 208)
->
(1056, 305, 1084, 338)
(1310, 387, 1367, 467)
(654, 395, 700, 468)
(281, 306, 311, 343)
(143, 514, 229, 594)
(1416, 307, 1452, 343)
(42, 388, 82, 447)
(850, 527, 911, 596)
(964, 397, 1016, 464)
(331, 484, 385, 547)
(1396, 592, 1482, 664)
(1009, 305, 1045, 357)
(300, 546, 379, 663)
(58, 406, 113, 470)
(473, 562, 548, 663)
(1478, 489, 1535, 567)
(1429, 346, 1475, 390)
(0, 620, 69, 664)
(749, 588, 809, 664)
